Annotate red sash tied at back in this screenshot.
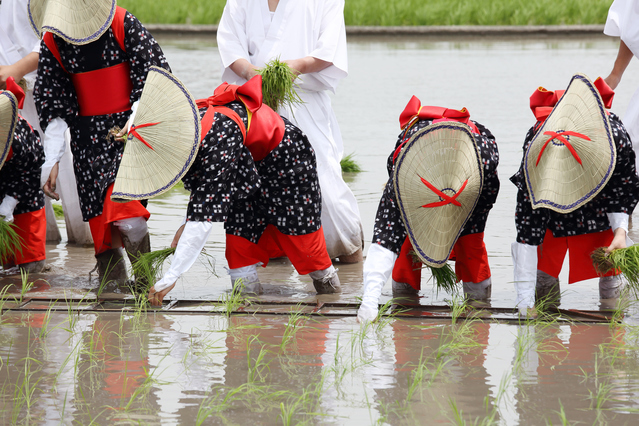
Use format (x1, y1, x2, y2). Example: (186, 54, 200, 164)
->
(5, 77, 25, 109)
(393, 95, 479, 163)
(196, 76, 285, 162)
(530, 77, 615, 124)
(42, 6, 132, 117)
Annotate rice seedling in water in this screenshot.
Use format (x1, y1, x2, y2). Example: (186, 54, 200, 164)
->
(340, 153, 362, 173)
(15, 268, 34, 303)
(246, 336, 271, 384)
(279, 307, 307, 352)
(256, 58, 303, 112)
(0, 219, 22, 264)
(547, 400, 570, 426)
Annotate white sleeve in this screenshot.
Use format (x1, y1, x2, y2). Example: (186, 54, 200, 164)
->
(604, 0, 623, 37)
(153, 221, 213, 291)
(40, 117, 68, 186)
(607, 212, 629, 233)
(360, 244, 397, 309)
(0, 195, 18, 222)
(511, 242, 538, 309)
(217, 0, 250, 83)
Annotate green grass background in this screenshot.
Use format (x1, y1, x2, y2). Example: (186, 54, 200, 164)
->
(119, 0, 613, 26)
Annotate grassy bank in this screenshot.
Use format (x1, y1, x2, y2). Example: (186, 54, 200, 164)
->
(119, 0, 613, 26)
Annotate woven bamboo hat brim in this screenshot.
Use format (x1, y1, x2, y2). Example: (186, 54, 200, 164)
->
(524, 73, 616, 213)
(393, 122, 484, 268)
(0, 91, 18, 172)
(28, 0, 116, 44)
(111, 67, 201, 201)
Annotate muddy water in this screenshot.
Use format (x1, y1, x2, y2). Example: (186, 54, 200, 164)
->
(3, 36, 639, 424)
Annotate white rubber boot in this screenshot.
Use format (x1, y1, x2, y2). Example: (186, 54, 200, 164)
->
(309, 266, 341, 294)
(463, 277, 492, 301)
(229, 264, 263, 295)
(392, 280, 418, 295)
(536, 270, 561, 306)
(599, 275, 624, 299)
(512, 242, 538, 318)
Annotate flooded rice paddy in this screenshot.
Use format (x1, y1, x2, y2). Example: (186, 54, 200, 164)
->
(3, 35, 639, 424)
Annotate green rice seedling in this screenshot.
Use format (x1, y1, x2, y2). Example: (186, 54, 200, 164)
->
(257, 58, 303, 112)
(11, 355, 43, 423)
(16, 268, 34, 303)
(221, 279, 249, 317)
(592, 245, 639, 297)
(279, 307, 307, 353)
(445, 294, 468, 325)
(0, 283, 12, 316)
(37, 304, 55, 340)
(52, 203, 64, 218)
(246, 336, 271, 383)
(0, 219, 22, 264)
(546, 400, 570, 426)
(340, 153, 362, 173)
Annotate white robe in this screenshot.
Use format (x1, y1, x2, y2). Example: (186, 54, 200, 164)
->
(217, 0, 363, 259)
(605, 0, 639, 169)
(0, 0, 92, 245)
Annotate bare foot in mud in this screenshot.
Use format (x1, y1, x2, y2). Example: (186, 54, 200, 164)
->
(148, 282, 176, 306)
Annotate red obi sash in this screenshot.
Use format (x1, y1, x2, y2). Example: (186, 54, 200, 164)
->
(42, 6, 132, 117)
(394, 95, 479, 163)
(196, 76, 285, 162)
(530, 77, 615, 124)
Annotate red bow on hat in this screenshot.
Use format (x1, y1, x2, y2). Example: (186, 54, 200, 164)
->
(5, 77, 25, 109)
(530, 77, 614, 123)
(399, 95, 473, 129)
(394, 96, 478, 163)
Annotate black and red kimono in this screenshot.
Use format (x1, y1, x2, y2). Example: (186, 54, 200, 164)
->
(0, 115, 46, 266)
(34, 7, 170, 254)
(372, 97, 500, 289)
(184, 77, 332, 275)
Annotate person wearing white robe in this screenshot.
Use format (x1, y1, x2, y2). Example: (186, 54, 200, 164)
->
(217, 0, 364, 262)
(0, 0, 92, 245)
(604, 0, 639, 169)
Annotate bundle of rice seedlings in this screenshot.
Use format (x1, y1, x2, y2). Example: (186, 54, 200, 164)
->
(256, 58, 303, 112)
(340, 153, 362, 173)
(131, 247, 176, 290)
(428, 263, 460, 294)
(131, 247, 218, 293)
(592, 245, 639, 294)
(409, 249, 460, 294)
(0, 220, 22, 264)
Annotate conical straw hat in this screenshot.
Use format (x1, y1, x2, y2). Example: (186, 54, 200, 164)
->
(0, 91, 19, 172)
(393, 122, 484, 268)
(28, 0, 116, 45)
(111, 66, 201, 201)
(524, 73, 616, 213)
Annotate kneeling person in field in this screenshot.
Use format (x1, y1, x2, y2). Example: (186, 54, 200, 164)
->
(0, 80, 46, 272)
(358, 96, 500, 323)
(510, 74, 639, 317)
(111, 68, 340, 305)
